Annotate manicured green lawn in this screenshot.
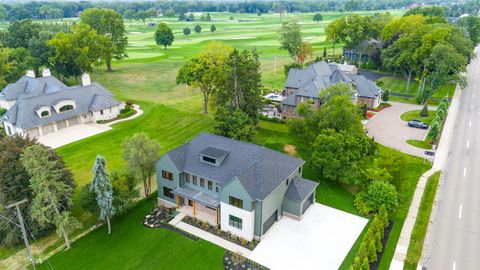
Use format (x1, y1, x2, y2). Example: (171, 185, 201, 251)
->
(406, 139, 432, 150)
(400, 110, 436, 125)
(404, 171, 440, 270)
(377, 77, 455, 105)
(35, 196, 224, 270)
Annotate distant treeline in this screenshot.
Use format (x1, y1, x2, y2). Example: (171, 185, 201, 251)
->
(0, 0, 478, 22)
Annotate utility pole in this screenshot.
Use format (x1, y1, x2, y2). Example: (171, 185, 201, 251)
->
(274, 54, 277, 79)
(7, 199, 36, 270)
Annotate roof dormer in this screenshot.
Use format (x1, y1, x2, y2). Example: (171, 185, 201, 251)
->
(199, 146, 229, 167)
(53, 99, 76, 113)
(35, 106, 51, 118)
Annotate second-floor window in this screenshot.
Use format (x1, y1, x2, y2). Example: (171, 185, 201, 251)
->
(185, 173, 190, 183)
(208, 181, 213, 190)
(162, 170, 173, 181)
(193, 176, 197, 185)
(200, 178, 205, 187)
(229, 196, 243, 209)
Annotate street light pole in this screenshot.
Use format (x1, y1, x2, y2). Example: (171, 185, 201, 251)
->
(6, 199, 35, 270)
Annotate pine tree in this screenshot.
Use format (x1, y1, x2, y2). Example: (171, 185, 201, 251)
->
(420, 103, 429, 117)
(20, 145, 80, 249)
(375, 229, 383, 254)
(91, 155, 116, 234)
(323, 46, 327, 58)
(361, 256, 370, 270)
(379, 204, 389, 228)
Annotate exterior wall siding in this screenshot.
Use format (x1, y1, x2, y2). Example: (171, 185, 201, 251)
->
(220, 202, 255, 241)
(155, 155, 181, 204)
(220, 178, 253, 211)
(282, 197, 301, 217)
(92, 106, 120, 122)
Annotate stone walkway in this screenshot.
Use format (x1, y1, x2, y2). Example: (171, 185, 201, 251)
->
(389, 86, 461, 269)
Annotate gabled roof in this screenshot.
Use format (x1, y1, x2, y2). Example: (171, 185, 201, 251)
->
(285, 176, 318, 202)
(0, 75, 68, 101)
(2, 79, 119, 129)
(161, 132, 304, 201)
(348, 75, 382, 99)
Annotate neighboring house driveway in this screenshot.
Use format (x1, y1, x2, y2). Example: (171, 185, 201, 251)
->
(249, 204, 367, 270)
(38, 105, 143, 149)
(365, 102, 430, 157)
(358, 69, 390, 81)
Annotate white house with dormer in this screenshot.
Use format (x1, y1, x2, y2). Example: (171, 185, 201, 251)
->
(0, 69, 121, 138)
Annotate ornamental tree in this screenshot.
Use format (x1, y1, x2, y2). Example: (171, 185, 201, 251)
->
(154, 23, 174, 49)
(354, 181, 399, 214)
(123, 133, 160, 197)
(90, 155, 115, 234)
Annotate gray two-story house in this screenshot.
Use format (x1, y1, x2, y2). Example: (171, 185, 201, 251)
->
(156, 132, 318, 241)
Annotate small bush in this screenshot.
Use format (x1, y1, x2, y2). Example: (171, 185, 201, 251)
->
(125, 100, 134, 107)
(354, 181, 398, 215)
(382, 89, 390, 102)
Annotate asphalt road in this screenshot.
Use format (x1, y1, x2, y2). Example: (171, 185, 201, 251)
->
(424, 50, 480, 270)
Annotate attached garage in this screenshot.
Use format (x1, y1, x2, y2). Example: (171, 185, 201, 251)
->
(26, 128, 40, 138)
(67, 116, 79, 126)
(42, 124, 55, 135)
(56, 120, 67, 129)
(263, 210, 277, 234)
(283, 176, 318, 219)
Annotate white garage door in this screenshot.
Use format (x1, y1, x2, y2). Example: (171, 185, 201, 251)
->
(42, 124, 55, 135)
(56, 120, 67, 129)
(67, 116, 79, 126)
(26, 128, 40, 138)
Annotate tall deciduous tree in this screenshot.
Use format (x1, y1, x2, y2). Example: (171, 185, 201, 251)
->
(297, 41, 313, 64)
(154, 23, 174, 49)
(325, 19, 342, 56)
(123, 133, 160, 198)
(20, 145, 79, 250)
(49, 24, 108, 79)
(215, 49, 263, 122)
(4, 20, 41, 49)
(176, 41, 233, 114)
(313, 13, 323, 23)
(0, 47, 33, 88)
(90, 155, 115, 234)
(80, 8, 128, 71)
(278, 21, 302, 61)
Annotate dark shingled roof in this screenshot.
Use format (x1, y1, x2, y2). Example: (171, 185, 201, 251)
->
(1, 77, 119, 129)
(199, 146, 229, 160)
(161, 132, 305, 201)
(348, 74, 382, 99)
(285, 176, 319, 202)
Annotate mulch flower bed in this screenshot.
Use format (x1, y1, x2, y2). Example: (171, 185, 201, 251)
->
(370, 221, 395, 270)
(183, 216, 259, 250)
(143, 207, 199, 241)
(366, 111, 376, 119)
(223, 251, 269, 270)
(368, 103, 392, 112)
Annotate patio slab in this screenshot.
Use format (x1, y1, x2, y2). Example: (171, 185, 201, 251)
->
(248, 203, 367, 270)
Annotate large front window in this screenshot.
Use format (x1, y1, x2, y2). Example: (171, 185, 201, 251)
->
(163, 187, 174, 199)
(229, 215, 242, 229)
(229, 196, 243, 209)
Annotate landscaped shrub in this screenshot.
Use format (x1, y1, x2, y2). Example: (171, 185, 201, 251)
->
(382, 89, 390, 102)
(354, 181, 398, 215)
(125, 100, 134, 107)
(427, 120, 441, 140)
(0, 107, 6, 116)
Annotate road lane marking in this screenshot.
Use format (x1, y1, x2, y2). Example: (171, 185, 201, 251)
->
(471, 105, 474, 110)
(453, 261, 456, 270)
(459, 205, 463, 219)
(467, 140, 470, 149)
(474, 93, 476, 98)
(464, 167, 467, 177)
(469, 120, 472, 127)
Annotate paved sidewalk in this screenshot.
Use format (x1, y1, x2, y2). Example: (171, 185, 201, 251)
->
(174, 221, 252, 256)
(389, 86, 462, 269)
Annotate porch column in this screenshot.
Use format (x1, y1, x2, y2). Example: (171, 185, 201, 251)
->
(216, 208, 219, 226)
(175, 196, 179, 209)
(193, 201, 196, 216)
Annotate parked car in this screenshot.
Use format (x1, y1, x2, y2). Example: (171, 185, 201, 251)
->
(408, 120, 429, 129)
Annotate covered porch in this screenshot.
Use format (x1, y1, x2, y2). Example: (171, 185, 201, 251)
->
(172, 187, 220, 226)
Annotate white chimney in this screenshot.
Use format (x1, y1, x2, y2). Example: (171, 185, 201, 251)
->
(26, 70, 35, 78)
(42, 68, 51, 77)
(81, 73, 91, 86)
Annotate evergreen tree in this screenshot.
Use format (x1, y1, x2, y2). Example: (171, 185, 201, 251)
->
(375, 229, 383, 253)
(90, 155, 115, 234)
(361, 256, 370, 270)
(428, 119, 441, 140)
(178, 13, 186, 21)
(379, 204, 389, 228)
(382, 89, 390, 102)
(183, 27, 191, 36)
(20, 145, 80, 249)
(367, 238, 377, 263)
(420, 103, 429, 117)
(194, 24, 202, 33)
(210, 24, 216, 33)
(323, 46, 327, 58)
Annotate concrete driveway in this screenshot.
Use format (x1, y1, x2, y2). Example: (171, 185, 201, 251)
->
(365, 102, 430, 157)
(37, 123, 111, 149)
(249, 204, 367, 270)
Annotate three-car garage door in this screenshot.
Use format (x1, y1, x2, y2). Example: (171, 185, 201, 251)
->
(67, 116, 79, 126)
(263, 210, 278, 234)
